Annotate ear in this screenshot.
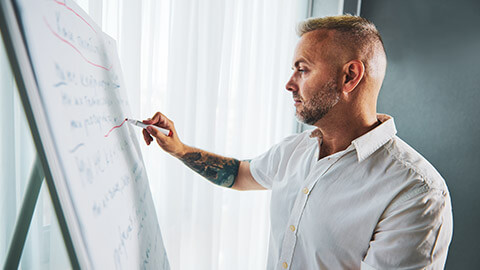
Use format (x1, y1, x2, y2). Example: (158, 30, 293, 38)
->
(342, 60, 365, 93)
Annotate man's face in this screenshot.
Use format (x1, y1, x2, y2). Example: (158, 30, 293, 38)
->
(286, 30, 341, 125)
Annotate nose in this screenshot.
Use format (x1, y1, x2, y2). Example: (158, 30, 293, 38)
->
(285, 74, 298, 92)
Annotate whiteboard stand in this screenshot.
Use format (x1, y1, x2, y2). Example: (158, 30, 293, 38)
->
(2, 155, 80, 270)
(4, 156, 44, 269)
(0, 2, 80, 268)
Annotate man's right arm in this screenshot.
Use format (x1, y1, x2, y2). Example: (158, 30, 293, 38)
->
(142, 112, 266, 191)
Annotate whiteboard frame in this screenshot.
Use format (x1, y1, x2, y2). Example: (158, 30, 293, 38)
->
(0, 0, 90, 268)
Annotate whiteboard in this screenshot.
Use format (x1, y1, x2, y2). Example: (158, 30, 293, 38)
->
(1, 0, 170, 268)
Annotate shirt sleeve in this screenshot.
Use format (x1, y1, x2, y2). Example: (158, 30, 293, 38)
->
(362, 182, 453, 269)
(249, 133, 301, 190)
(249, 144, 280, 190)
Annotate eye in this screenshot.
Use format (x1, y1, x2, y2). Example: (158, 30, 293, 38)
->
(297, 67, 308, 74)
(291, 65, 308, 75)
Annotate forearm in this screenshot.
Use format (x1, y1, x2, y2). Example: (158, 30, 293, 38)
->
(141, 112, 249, 189)
(177, 145, 240, 188)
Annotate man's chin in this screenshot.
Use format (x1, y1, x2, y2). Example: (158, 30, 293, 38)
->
(294, 113, 309, 125)
(295, 112, 321, 126)
(295, 107, 305, 117)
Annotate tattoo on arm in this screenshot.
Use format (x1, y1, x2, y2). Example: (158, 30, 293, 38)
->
(180, 150, 240, 188)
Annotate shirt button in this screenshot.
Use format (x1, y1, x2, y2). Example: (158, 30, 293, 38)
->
(302, 187, 309, 194)
(289, 225, 295, 232)
(282, 262, 288, 269)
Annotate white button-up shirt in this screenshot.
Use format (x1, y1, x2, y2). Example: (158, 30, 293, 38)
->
(250, 115, 452, 270)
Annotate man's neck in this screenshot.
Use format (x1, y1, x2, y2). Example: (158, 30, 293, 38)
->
(313, 114, 380, 160)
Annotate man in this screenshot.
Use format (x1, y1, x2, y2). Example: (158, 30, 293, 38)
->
(143, 15, 453, 269)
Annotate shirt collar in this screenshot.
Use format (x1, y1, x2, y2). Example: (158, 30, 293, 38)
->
(351, 114, 397, 162)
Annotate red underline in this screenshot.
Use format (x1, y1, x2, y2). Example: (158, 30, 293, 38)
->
(43, 17, 111, 71)
(53, 0, 97, 34)
(104, 118, 127, 138)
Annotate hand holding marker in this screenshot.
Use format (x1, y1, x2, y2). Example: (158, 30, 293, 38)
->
(127, 118, 172, 136)
(140, 112, 185, 156)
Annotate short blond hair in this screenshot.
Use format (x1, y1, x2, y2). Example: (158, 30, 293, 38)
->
(299, 15, 385, 57)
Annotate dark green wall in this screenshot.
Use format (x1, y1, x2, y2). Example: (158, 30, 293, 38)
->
(361, 0, 480, 268)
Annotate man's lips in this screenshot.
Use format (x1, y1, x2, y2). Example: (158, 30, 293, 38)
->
(293, 98, 302, 106)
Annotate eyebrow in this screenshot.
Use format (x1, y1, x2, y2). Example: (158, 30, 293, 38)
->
(293, 58, 311, 69)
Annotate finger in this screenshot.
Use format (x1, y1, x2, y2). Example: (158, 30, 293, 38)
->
(142, 128, 153, 145)
(159, 115, 171, 129)
(143, 112, 162, 126)
(151, 112, 162, 124)
(146, 125, 167, 140)
(142, 117, 153, 125)
(143, 112, 161, 125)
(145, 112, 174, 131)
(143, 129, 152, 145)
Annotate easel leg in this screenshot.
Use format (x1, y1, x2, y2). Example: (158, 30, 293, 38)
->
(3, 156, 44, 269)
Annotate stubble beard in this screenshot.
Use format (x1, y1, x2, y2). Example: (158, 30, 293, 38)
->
(295, 80, 340, 125)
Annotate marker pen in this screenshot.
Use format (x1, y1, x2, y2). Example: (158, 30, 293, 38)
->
(126, 118, 172, 136)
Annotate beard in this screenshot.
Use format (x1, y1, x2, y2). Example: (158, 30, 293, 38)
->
(294, 80, 340, 125)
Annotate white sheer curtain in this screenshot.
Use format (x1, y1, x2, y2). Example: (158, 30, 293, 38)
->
(0, 0, 305, 269)
(141, 1, 302, 269)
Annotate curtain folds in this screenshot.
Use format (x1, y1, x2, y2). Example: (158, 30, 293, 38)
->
(146, 1, 300, 269)
(0, 0, 303, 269)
